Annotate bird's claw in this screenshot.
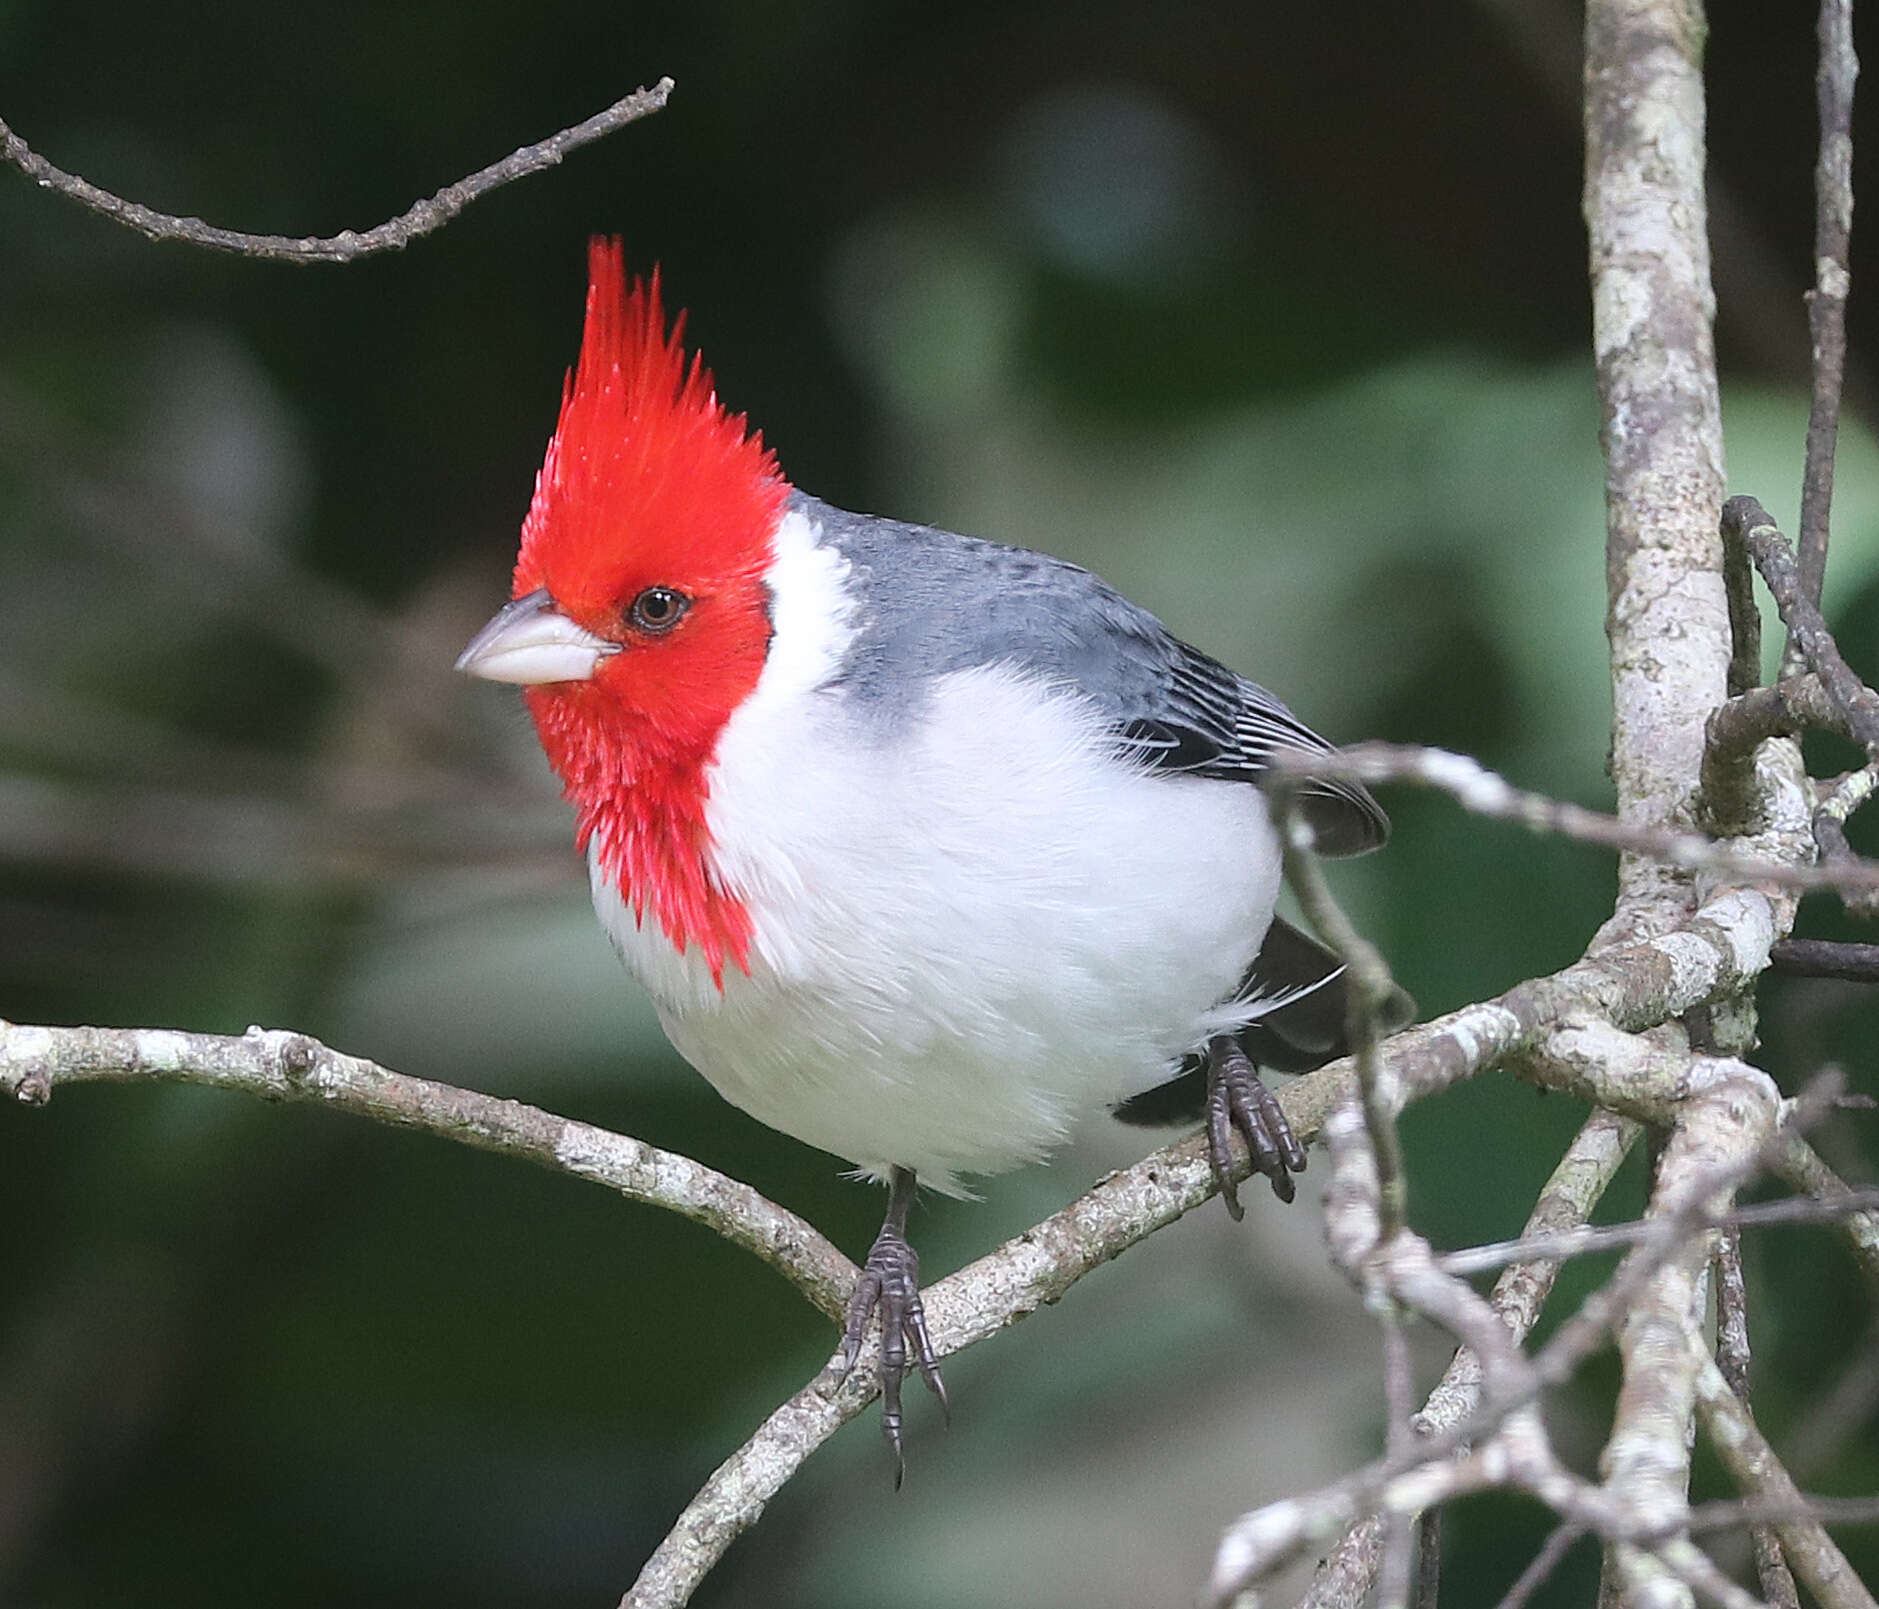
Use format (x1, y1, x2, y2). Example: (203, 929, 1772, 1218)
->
(1204, 1035, 1308, 1218)
(835, 1221, 947, 1487)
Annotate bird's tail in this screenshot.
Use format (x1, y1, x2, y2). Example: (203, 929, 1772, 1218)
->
(1111, 916, 1414, 1126)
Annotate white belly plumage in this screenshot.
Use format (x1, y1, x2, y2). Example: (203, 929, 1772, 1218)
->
(589, 660, 1282, 1196)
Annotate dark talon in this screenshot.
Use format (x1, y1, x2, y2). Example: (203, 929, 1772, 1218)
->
(1204, 1035, 1306, 1214)
(833, 1165, 946, 1485)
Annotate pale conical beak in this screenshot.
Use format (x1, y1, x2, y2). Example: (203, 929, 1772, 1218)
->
(454, 588, 619, 685)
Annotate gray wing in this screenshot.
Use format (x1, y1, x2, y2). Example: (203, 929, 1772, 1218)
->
(799, 492, 1388, 857)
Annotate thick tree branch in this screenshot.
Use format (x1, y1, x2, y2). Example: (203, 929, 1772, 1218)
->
(1585, 0, 1732, 938)
(1601, 1068, 1780, 1607)
(0, 81, 674, 262)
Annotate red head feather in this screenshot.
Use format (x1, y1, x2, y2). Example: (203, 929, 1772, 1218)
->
(515, 239, 791, 981)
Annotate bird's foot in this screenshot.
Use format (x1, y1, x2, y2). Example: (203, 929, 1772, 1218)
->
(830, 1169, 947, 1486)
(1205, 1035, 1308, 1218)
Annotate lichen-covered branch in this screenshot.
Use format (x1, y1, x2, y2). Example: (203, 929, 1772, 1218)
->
(1600, 1065, 1781, 1607)
(0, 80, 673, 262)
(1584, 0, 1732, 938)
(0, 1019, 856, 1319)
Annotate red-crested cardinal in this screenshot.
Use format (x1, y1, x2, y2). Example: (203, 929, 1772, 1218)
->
(457, 239, 1396, 1475)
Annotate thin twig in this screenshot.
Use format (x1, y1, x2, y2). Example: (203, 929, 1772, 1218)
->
(1731, 496, 1879, 757)
(1270, 742, 1846, 893)
(1531, 1067, 1817, 1389)
(1814, 766, 1879, 918)
(1770, 938, 1879, 981)
(1695, 1348, 1879, 1609)
(1379, 1313, 1418, 1609)
(1795, 0, 1859, 614)
(0, 81, 674, 262)
(1701, 676, 1845, 835)
(1494, 1523, 1587, 1609)
(1725, 509, 1764, 697)
(1213, 1072, 1782, 1607)
(1715, 1228, 1803, 1609)
(1271, 782, 1408, 1238)
(1688, 1493, 1879, 1534)
(1437, 1188, 1879, 1278)
(1766, 1131, 1879, 1281)
(1302, 1109, 1641, 1609)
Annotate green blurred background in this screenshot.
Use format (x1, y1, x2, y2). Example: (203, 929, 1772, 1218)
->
(2, 2, 1877, 1604)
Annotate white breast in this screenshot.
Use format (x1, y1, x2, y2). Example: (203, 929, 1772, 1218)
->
(589, 510, 1283, 1195)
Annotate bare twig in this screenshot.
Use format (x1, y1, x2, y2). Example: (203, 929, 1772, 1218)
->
(1795, 0, 1859, 613)
(1770, 937, 1879, 981)
(1379, 1313, 1418, 1609)
(620, 1367, 875, 1609)
(1271, 782, 1408, 1238)
(1213, 1077, 1782, 1608)
(1301, 1109, 1642, 1609)
(1724, 498, 1764, 698)
(1715, 1229, 1803, 1609)
(1767, 1131, 1879, 1281)
(1814, 766, 1879, 918)
(1437, 1188, 1879, 1278)
(1702, 676, 1845, 835)
(1695, 1349, 1878, 1609)
(1494, 1523, 1588, 1609)
(1820, 764, 1879, 824)
(1731, 496, 1879, 757)
(1271, 742, 1841, 893)
(1688, 1494, 1879, 1534)
(0, 81, 673, 262)
(0, 1020, 856, 1318)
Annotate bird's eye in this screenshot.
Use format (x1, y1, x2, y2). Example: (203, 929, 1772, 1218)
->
(628, 586, 691, 634)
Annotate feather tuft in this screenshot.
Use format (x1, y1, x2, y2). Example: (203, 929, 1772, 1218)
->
(512, 238, 791, 981)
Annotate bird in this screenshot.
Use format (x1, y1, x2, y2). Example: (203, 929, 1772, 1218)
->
(456, 237, 1397, 1477)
